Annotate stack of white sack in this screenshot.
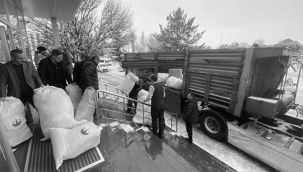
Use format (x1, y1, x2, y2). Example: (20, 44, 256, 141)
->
(119, 72, 139, 96)
(75, 88, 96, 122)
(132, 90, 152, 126)
(127, 72, 139, 83)
(0, 97, 32, 147)
(66, 84, 82, 113)
(33, 86, 86, 141)
(157, 73, 169, 83)
(168, 68, 183, 79)
(166, 76, 183, 90)
(50, 121, 101, 170)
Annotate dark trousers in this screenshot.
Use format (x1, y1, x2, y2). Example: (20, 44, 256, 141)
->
(151, 108, 165, 137)
(20, 93, 35, 124)
(127, 99, 137, 113)
(185, 122, 193, 141)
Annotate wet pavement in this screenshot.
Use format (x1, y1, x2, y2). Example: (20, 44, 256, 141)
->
(98, 70, 276, 172)
(87, 121, 235, 172)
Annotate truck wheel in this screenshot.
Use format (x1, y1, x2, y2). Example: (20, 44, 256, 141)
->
(200, 109, 227, 141)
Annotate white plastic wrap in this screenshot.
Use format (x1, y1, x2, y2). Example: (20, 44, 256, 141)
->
(157, 73, 169, 83)
(66, 84, 82, 113)
(127, 72, 139, 83)
(75, 88, 96, 122)
(50, 122, 101, 169)
(0, 97, 32, 147)
(166, 76, 183, 90)
(33, 86, 85, 141)
(132, 90, 152, 126)
(119, 76, 135, 96)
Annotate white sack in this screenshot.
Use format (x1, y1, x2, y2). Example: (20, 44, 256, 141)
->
(50, 122, 101, 169)
(119, 76, 135, 96)
(66, 84, 82, 113)
(0, 97, 32, 147)
(157, 73, 169, 83)
(75, 88, 96, 122)
(132, 90, 152, 126)
(166, 76, 183, 90)
(168, 68, 183, 79)
(33, 86, 85, 141)
(127, 72, 139, 83)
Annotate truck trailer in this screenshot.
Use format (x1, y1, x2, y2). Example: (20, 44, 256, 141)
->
(122, 47, 303, 172)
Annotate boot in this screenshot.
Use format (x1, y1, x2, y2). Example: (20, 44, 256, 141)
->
(185, 138, 192, 144)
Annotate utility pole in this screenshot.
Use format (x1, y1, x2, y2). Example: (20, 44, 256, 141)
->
(219, 32, 224, 46)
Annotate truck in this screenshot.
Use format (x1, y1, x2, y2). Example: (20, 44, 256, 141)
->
(121, 47, 303, 172)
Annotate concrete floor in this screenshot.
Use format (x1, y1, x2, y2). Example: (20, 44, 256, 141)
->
(98, 68, 276, 172)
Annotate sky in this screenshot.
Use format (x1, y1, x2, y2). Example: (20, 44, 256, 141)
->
(119, 0, 303, 48)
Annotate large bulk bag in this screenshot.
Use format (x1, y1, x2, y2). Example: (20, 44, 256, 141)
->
(75, 88, 96, 122)
(33, 86, 85, 140)
(157, 73, 169, 83)
(66, 84, 82, 113)
(0, 97, 32, 147)
(127, 72, 139, 83)
(119, 76, 135, 96)
(132, 90, 152, 126)
(168, 68, 183, 79)
(50, 122, 101, 169)
(166, 76, 183, 90)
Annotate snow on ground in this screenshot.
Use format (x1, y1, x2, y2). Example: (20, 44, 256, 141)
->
(99, 67, 282, 172)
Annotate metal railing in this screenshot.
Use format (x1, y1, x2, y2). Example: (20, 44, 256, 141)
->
(95, 89, 178, 132)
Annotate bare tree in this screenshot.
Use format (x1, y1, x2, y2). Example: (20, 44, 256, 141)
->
(28, 0, 134, 60)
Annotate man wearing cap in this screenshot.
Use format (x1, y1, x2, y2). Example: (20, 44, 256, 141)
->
(34, 46, 49, 68)
(38, 49, 72, 90)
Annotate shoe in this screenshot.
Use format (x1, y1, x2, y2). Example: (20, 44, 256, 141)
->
(157, 132, 163, 139)
(185, 138, 192, 144)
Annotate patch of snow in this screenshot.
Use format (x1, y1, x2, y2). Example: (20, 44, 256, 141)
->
(119, 123, 134, 133)
(109, 121, 120, 127)
(135, 126, 151, 132)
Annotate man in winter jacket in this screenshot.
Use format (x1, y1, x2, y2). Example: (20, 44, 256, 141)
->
(183, 93, 199, 143)
(80, 55, 100, 91)
(126, 79, 143, 113)
(38, 49, 72, 90)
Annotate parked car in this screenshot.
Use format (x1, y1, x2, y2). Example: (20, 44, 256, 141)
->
(97, 63, 109, 72)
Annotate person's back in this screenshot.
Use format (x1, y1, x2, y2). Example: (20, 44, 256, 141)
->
(80, 55, 99, 91)
(151, 82, 166, 111)
(62, 52, 73, 78)
(73, 60, 85, 86)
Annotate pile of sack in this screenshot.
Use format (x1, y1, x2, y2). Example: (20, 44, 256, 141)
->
(33, 86, 101, 169)
(157, 72, 183, 90)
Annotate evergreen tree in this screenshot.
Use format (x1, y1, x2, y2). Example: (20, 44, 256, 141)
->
(154, 7, 205, 51)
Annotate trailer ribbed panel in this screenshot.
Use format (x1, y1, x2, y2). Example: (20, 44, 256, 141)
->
(188, 50, 245, 110)
(122, 60, 158, 68)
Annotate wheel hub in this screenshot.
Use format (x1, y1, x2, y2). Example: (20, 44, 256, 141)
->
(204, 116, 220, 134)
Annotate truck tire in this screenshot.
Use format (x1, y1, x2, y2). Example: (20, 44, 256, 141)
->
(200, 109, 228, 141)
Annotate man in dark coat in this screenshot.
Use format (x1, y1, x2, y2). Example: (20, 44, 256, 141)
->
(80, 55, 100, 91)
(0, 49, 42, 106)
(38, 49, 72, 90)
(183, 93, 199, 143)
(126, 79, 143, 113)
(144, 75, 166, 138)
(34, 46, 49, 68)
(62, 51, 74, 81)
